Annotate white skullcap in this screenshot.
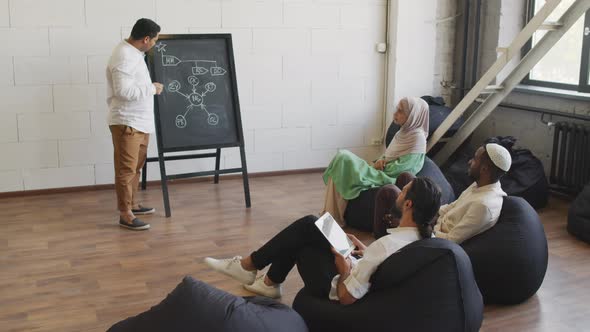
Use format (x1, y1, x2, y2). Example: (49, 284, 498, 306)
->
(485, 143, 512, 172)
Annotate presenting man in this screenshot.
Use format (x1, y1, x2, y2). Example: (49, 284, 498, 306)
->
(107, 18, 163, 230)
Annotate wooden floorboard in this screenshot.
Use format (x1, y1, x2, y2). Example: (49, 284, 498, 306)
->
(0, 172, 588, 332)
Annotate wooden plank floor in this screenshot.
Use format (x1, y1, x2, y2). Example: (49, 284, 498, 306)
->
(0, 172, 588, 332)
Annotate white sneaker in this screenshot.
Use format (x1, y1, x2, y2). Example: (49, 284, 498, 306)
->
(204, 256, 257, 285)
(243, 274, 282, 299)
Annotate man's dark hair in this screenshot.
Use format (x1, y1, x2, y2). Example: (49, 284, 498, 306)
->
(130, 18, 160, 40)
(481, 146, 507, 182)
(405, 177, 442, 238)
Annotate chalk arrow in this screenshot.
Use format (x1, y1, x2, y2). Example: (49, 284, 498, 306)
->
(162, 55, 181, 66)
(210, 67, 227, 76)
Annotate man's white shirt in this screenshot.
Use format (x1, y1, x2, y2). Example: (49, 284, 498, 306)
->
(106, 40, 156, 133)
(434, 181, 506, 244)
(328, 227, 421, 301)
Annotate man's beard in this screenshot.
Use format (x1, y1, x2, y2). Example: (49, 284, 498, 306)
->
(468, 168, 478, 181)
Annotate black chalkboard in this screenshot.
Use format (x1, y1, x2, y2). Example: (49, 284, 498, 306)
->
(148, 34, 243, 151)
(144, 34, 250, 217)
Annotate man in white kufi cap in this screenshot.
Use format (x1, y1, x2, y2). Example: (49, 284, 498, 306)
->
(433, 142, 512, 243)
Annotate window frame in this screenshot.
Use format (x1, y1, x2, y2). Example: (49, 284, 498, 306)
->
(521, 0, 590, 93)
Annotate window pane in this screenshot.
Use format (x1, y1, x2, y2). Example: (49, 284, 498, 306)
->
(530, 0, 583, 85)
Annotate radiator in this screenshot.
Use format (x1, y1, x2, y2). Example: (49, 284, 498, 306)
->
(550, 122, 590, 193)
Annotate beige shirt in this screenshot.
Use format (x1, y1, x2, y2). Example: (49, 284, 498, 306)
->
(106, 40, 156, 133)
(434, 181, 506, 244)
(329, 227, 421, 301)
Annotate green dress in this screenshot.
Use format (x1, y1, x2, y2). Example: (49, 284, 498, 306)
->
(323, 149, 425, 200)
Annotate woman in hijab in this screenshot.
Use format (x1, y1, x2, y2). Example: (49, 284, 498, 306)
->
(321, 97, 429, 224)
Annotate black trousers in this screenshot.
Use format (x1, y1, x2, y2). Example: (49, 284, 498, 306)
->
(250, 215, 338, 298)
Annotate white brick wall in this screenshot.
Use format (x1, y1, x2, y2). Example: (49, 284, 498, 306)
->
(23, 166, 94, 190)
(188, 28, 252, 51)
(9, 0, 85, 27)
(236, 54, 282, 82)
(90, 112, 111, 137)
(0, 56, 13, 85)
(0, 141, 58, 171)
(282, 104, 338, 128)
(86, 0, 156, 27)
(0, 0, 8, 27)
(255, 127, 311, 153)
(0, 170, 23, 192)
(18, 112, 91, 141)
(0, 1, 394, 193)
(54, 84, 101, 112)
(253, 29, 311, 54)
(311, 125, 365, 150)
(221, 1, 283, 28)
(14, 56, 87, 85)
(0, 86, 53, 113)
(94, 163, 114, 185)
(87, 56, 109, 84)
(284, 149, 337, 170)
(157, 0, 221, 29)
(283, 55, 338, 81)
(0, 113, 17, 143)
(49, 28, 120, 56)
(253, 79, 312, 105)
(284, 3, 340, 28)
(241, 105, 282, 130)
(59, 137, 113, 167)
(0, 28, 50, 56)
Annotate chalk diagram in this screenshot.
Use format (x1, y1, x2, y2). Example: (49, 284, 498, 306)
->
(156, 42, 227, 128)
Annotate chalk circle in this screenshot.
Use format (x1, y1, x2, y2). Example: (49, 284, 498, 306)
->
(187, 76, 199, 85)
(188, 93, 203, 106)
(175, 115, 187, 128)
(207, 113, 219, 126)
(205, 82, 217, 92)
(167, 80, 181, 92)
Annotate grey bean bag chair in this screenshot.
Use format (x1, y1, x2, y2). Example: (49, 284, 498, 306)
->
(461, 196, 548, 304)
(567, 183, 590, 244)
(107, 276, 308, 332)
(292, 238, 483, 332)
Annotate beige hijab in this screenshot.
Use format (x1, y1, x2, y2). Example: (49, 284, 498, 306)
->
(383, 97, 429, 161)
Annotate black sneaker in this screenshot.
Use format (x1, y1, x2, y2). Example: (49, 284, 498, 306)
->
(131, 206, 155, 215)
(119, 218, 150, 230)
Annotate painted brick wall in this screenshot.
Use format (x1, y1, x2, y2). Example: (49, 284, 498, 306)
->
(0, 0, 392, 192)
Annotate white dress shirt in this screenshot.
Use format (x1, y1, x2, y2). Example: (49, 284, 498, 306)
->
(106, 40, 156, 133)
(434, 181, 506, 244)
(328, 227, 421, 301)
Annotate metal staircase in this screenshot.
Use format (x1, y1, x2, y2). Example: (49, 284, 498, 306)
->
(428, 0, 590, 165)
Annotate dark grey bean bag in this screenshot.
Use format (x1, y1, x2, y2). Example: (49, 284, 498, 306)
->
(567, 183, 590, 244)
(345, 156, 455, 231)
(107, 276, 308, 332)
(292, 238, 483, 332)
(461, 196, 548, 304)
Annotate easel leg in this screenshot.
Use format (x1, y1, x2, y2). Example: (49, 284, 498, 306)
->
(141, 162, 147, 190)
(214, 148, 221, 184)
(158, 152, 172, 217)
(239, 146, 251, 208)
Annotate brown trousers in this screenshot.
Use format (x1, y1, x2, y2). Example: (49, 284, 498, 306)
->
(110, 125, 149, 212)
